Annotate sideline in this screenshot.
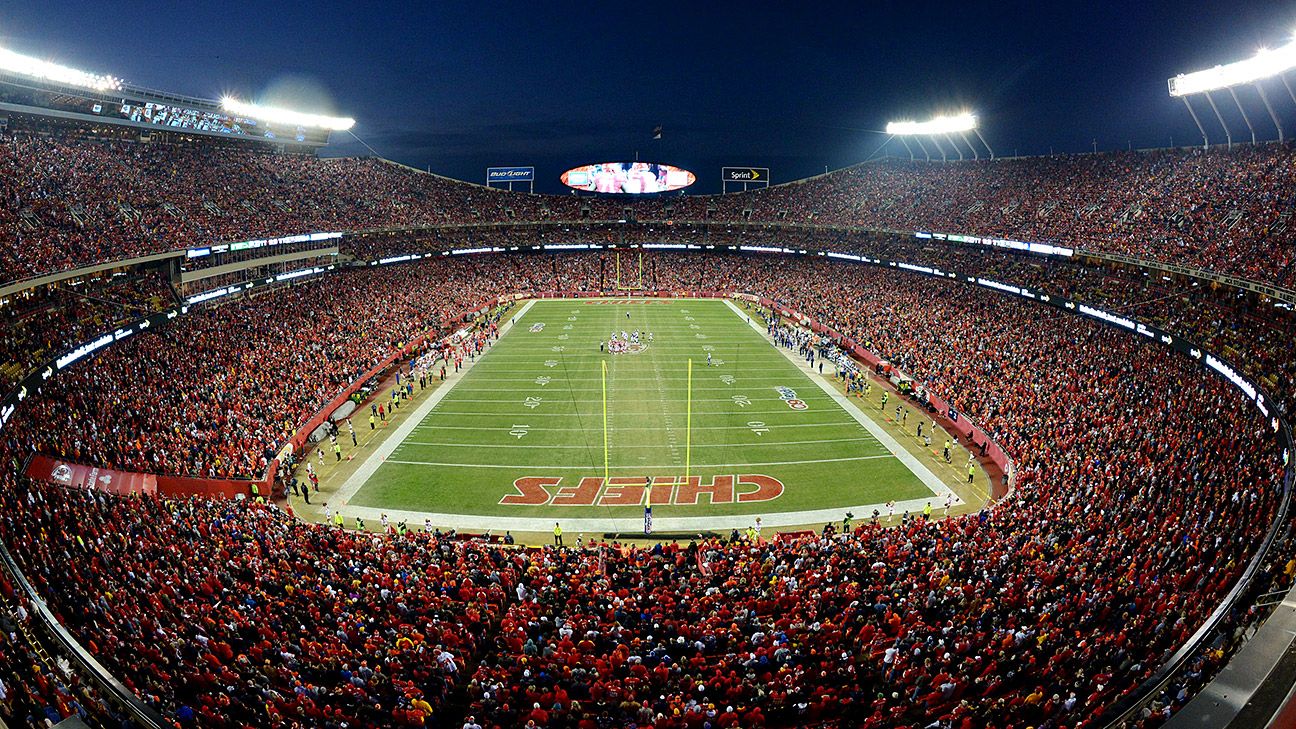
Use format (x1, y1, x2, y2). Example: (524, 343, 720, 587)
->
(721, 298, 958, 505)
(332, 300, 537, 507)
(335, 297, 959, 533)
(384, 454, 894, 470)
(342, 491, 954, 533)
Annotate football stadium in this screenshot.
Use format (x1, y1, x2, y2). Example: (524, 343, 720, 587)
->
(0, 5, 1294, 729)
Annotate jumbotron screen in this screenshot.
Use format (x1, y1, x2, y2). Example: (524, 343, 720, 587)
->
(560, 162, 696, 194)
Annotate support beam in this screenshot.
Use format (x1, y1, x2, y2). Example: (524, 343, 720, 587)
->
(1182, 96, 1210, 149)
(928, 135, 948, 163)
(1229, 86, 1257, 144)
(1254, 82, 1284, 142)
(898, 137, 915, 161)
(913, 137, 931, 162)
(1282, 73, 1296, 107)
(960, 131, 979, 160)
(944, 133, 964, 161)
(1205, 91, 1233, 150)
(973, 128, 995, 159)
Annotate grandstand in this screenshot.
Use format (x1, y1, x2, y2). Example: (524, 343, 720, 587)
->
(0, 29, 1293, 729)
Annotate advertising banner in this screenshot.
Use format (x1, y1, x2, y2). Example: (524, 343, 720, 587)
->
(487, 166, 536, 183)
(27, 455, 158, 496)
(722, 167, 770, 183)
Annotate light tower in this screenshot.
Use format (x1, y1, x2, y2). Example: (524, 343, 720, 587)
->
(885, 112, 993, 161)
(1168, 39, 1296, 148)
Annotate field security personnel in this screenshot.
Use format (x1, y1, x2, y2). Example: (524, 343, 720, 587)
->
(553, 523, 564, 546)
(923, 502, 932, 520)
(968, 462, 976, 484)
(333, 441, 342, 462)
(333, 512, 345, 528)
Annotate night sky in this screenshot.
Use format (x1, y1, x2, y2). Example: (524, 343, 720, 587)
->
(2, 1, 1293, 193)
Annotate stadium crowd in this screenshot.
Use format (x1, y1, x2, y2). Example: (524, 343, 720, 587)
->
(0, 575, 115, 728)
(9, 259, 543, 479)
(0, 271, 174, 388)
(340, 229, 1296, 420)
(463, 258, 1285, 728)
(5, 246, 1291, 488)
(4, 128, 1296, 288)
(0, 479, 516, 728)
(0, 250, 1286, 729)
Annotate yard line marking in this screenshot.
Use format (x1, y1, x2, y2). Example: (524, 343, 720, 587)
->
(723, 298, 957, 504)
(471, 350, 782, 355)
(385, 455, 893, 470)
(398, 436, 882, 449)
(413, 421, 859, 432)
(331, 299, 537, 505)
(342, 493, 943, 533)
(454, 383, 784, 389)
(421, 409, 824, 417)
(436, 396, 780, 403)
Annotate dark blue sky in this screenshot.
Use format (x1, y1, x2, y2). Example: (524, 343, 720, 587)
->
(2, 1, 1293, 192)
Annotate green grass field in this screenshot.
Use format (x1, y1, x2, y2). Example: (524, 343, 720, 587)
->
(349, 298, 937, 524)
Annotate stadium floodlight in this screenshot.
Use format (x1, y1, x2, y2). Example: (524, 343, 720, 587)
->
(1168, 40, 1296, 96)
(886, 112, 993, 160)
(1169, 39, 1296, 147)
(0, 45, 121, 91)
(221, 97, 355, 131)
(886, 112, 977, 136)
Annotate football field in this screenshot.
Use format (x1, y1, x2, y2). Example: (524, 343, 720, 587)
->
(341, 297, 952, 531)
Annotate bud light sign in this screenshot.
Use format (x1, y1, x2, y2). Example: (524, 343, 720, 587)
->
(487, 166, 535, 182)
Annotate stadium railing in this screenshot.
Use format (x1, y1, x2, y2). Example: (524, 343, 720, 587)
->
(0, 540, 167, 728)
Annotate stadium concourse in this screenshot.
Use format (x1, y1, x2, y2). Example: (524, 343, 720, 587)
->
(0, 130, 1294, 729)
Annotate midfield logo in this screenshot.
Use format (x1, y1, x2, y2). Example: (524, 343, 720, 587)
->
(500, 474, 785, 506)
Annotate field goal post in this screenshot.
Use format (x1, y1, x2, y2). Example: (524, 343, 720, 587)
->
(613, 250, 645, 291)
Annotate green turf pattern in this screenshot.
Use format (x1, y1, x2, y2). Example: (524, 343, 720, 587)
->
(351, 298, 931, 518)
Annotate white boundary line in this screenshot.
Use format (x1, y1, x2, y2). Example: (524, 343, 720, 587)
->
(412, 421, 860, 432)
(721, 299, 958, 504)
(431, 396, 787, 403)
(331, 300, 537, 506)
(398, 436, 880, 449)
(344, 493, 948, 533)
(384, 454, 893, 470)
(419, 408, 836, 417)
(333, 298, 955, 532)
